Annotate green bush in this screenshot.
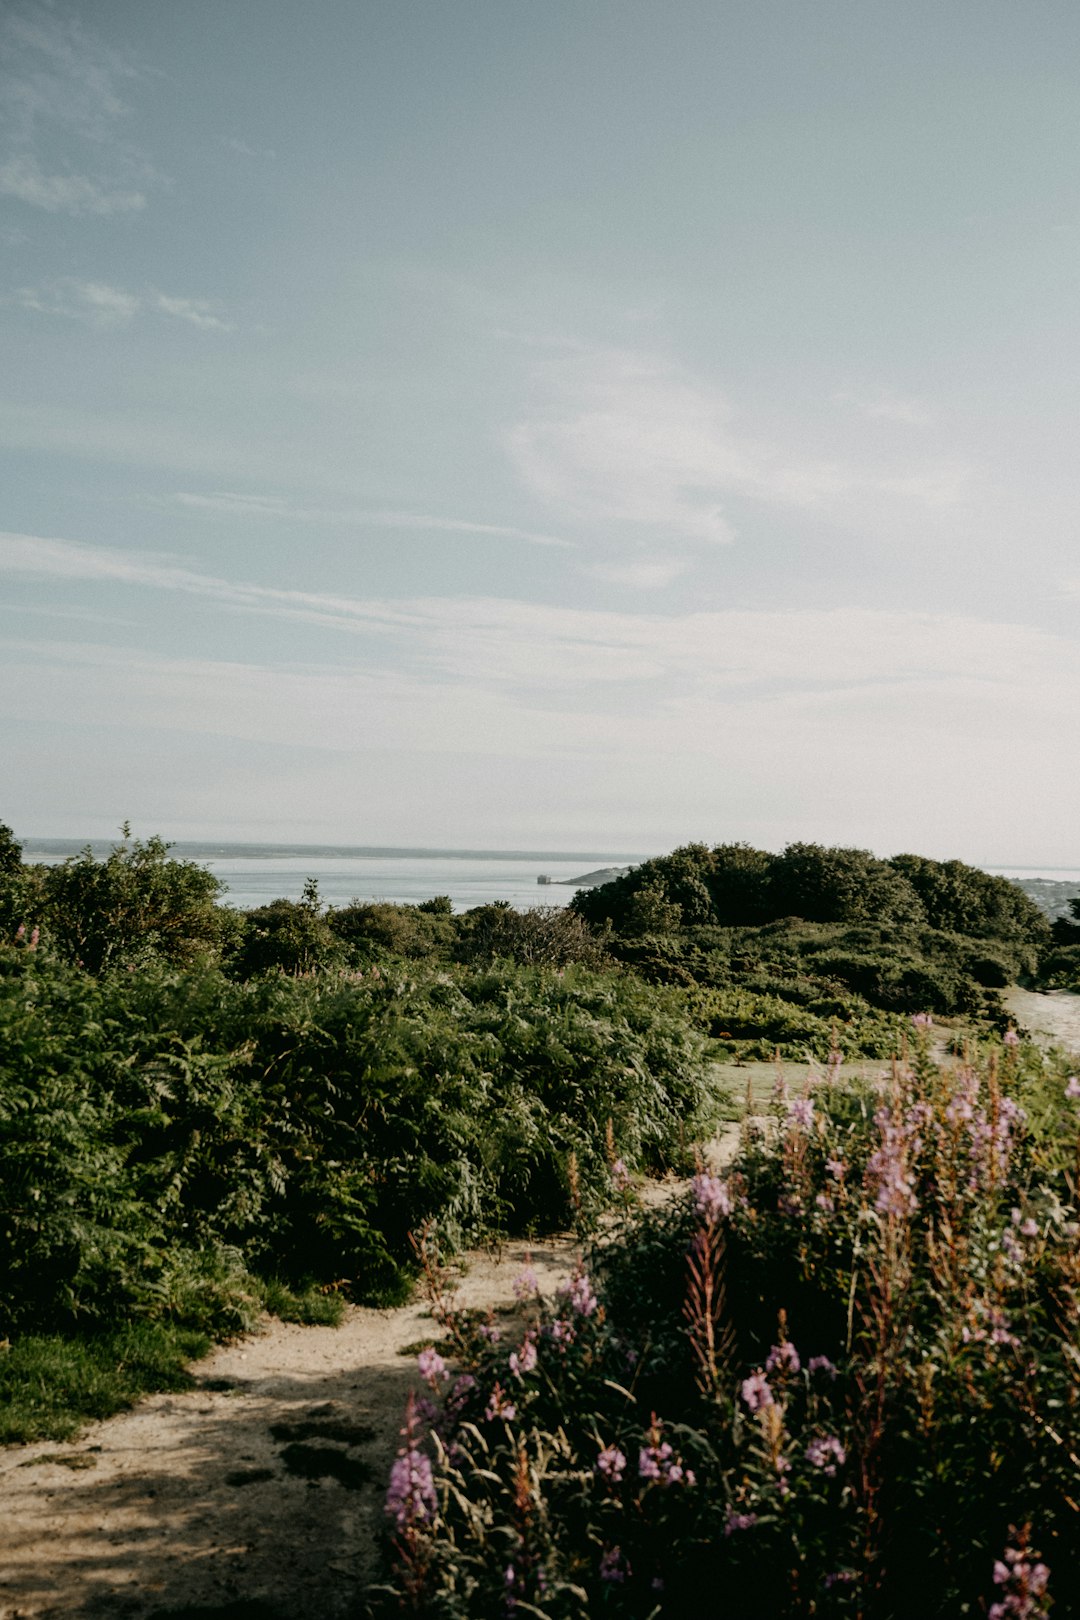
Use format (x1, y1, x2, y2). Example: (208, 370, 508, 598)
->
(0, 953, 717, 1333)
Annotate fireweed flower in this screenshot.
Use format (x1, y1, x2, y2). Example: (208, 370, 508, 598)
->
(477, 1320, 502, 1344)
(988, 1536, 1050, 1620)
(599, 1547, 628, 1583)
(766, 1341, 801, 1377)
(911, 1012, 933, 1030)
(724, 1510, 759, 1536)
(558, 1268, 598, 1317)
(596, 1445, 626, 1482)
(808, 1354, 837, 1379)
(385, 1446, 437, 1530)
(638, 1419, 694, 1486)
(806, 1436, 846, 1476)
(787, 1096, 815, 1131)
(1003, 1029, 1020, 1048)
(508, 1332, 537, 1380)
(417, 1346, 448, 1384)
(512, 1260, 540, 1301)
(610, 1157, 632, 1192)
(1065, 1076, 1080, 1101)
(741, 1371, 774, 1412)
(867, 1105, 919, 1218)
(692, 1172, 733, 1220)
(825, 1158, 846, 1182)
(484, 1381, 517, 1422)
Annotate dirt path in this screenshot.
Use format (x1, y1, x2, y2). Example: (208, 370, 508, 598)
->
(0, 1239, 580, 1620)
(0, 1125, 746, 1620)
(1004, 987, 1080, 1055)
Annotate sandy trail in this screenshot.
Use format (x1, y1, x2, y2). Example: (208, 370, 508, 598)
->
(0, 1239, 580, 1620)
(1004, 987, 1080, 1055)
(0, 1129, 744, 1620)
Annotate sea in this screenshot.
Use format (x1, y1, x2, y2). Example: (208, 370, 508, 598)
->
(18, 840, 645, 912)
(17, 841, 1080, 915)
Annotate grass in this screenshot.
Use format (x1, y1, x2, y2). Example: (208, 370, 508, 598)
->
(0, 1321, 212, 1444)
(0, 1282, 346, 1447)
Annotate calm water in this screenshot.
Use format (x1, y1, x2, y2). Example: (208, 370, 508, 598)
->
(19, 841, 1079, 914)
(20, 841, 643, 912)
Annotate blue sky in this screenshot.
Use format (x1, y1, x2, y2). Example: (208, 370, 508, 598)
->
(3, 0, 1080, 857)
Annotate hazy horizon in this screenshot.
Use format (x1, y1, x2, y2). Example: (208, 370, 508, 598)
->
(4, 3, 1080, 860)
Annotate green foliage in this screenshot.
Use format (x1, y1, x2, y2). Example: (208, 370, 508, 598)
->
(890, 852, 1051, 943)
(572, 839, 1047, 947)
(0, 953, 716, 1336)
(234, 890, 345, 975)
(38, 830, 226, 972)
(327, 899, 456, 962)
(456, 903, 611, 969)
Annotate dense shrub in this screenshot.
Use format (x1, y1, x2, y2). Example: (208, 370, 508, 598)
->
(34, 829, 226, 971)
(0, 952, 717, 1334)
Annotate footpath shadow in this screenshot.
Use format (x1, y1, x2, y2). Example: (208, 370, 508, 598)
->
(0, 1352, 417, 1620)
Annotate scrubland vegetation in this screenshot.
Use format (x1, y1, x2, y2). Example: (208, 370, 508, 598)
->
(3, 824, 1080, 1615)
(375, 1034, 1080, 1618)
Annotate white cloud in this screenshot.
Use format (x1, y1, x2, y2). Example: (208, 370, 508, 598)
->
(13, 279, 231, 331)
(584, 556, 689, 590)
(0, 154, 145, 215)
(507, 345, 968, 545)
(5, 530, 1080, 856)
(0, 7, 156, 216)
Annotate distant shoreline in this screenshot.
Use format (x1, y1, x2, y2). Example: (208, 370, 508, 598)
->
(20, 839, 649, 865)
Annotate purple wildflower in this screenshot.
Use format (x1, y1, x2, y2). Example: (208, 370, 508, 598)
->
(599, 1547, 628, 1584)
(787, 1096, 815, 1131)
(988, 1535, 1050, 1620)
(558, 1268, 598, 1317)
(724, 1510, 759, 1536)
(508, 1332, 538, 1380)
(867, 1104, 919, 1218)
(638, 1420, 694, 1486)
(740, 1371, 773, 1412)
(808, 1354, 837, 1379)
(806, 1435, 846, 1476)
(596, 1444, 626, 1482)
(512, 1261, 540, 1302)
(766, 1340, 801, 1377)
(825, 1157, 846, 1182)
(485, 1381, 517, 1422)
(1066, 1076, 1080, 1101)
(611, 1157, 632, 1192)
(417, 1346, 448, 1384)
(911, 1012, 933, 1030)
(385, 1446, 436, 1530)
(1003, 1029, 1020, 1048)
(692, 1172, 733, 1220)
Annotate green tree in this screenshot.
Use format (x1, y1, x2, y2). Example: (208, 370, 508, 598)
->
(41, 830, 225, 972)
(890, 853, 1049, 943)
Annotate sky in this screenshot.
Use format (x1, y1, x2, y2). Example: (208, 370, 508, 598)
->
(2, 0, 1080, 860)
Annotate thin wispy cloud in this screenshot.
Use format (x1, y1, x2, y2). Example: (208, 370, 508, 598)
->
(0, 154, 145, 215)
(4, 531, 1078, 701)
(14, 279, 232, 331)
(168, 493, 572, 547)
(508, 345, 967, 545)
(224, 137, 276, 160)
(0, 5, 155, 216)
